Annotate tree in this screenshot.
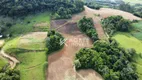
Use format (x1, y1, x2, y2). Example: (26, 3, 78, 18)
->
(46, 30, 64, 53)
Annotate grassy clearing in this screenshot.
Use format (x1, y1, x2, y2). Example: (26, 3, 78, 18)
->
(16, 51, 47, 80)
(131, 21, 142, 40)
(4, 11, 50, 36)
(113, 32, 142, 80)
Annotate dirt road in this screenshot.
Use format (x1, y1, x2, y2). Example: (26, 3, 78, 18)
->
(0, 50, 19, 69)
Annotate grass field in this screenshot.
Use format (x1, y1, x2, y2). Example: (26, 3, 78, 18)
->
(113, 32, 142, 80)
(2, 12, 49, 79)
(131, 21, 142, 40)
(16, 51, 47, 80)
(3, 36, 48, 80)
(0, 57, 7, 69)
(123, 0, 142, 4)
(4, 11, 50, 36)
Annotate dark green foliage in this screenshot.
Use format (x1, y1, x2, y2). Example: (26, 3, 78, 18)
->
(46, 30, 64, 53)
(78, 16, 98, 41)
(133, 12, 142, 18)
(0, 0, 84, 19)
(119, 3, 134, 13)
(0, 22, 13, 37)
(86, 3, 101, 10)
(102, 16, 131, 36)
(0, 69, 20, 80)
(75, 38, 138, 80)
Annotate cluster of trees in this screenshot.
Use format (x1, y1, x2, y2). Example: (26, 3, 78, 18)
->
(118, 3, 142, 18)
(0, 21, 13, 38)
(85, 3, 101, 10)
(46, 30, 64, 53)
(78, 17, 98, 41)
(75, 38, 138, 80)
(0, 0, 84, 18)
(102, 16, 131, 36)
(119, 3, 134, 13)
(0, 68, 20, 80)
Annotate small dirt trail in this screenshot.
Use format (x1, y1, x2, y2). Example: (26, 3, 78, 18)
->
(0, 50, 20, 69)
(84, 6, 107, 40)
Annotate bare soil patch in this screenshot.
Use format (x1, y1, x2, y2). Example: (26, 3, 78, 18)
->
(76, 69, 103, 80)
(34, 22, 49, 27)
(47, 19, 96, 80)
(84, 6, 142, 21)
(47, 33, 93, 80)
(18, 32, 47, 50)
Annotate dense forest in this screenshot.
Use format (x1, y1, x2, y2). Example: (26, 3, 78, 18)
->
(78, 17, 98, 41)
(0, 0, 84, 18)
(75, 39, 138, 80)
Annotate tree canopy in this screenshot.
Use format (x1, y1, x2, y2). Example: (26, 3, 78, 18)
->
(0, 0, 84, 18)
(102, 16, 131, 36)
(75, 38, 138, 80)
(46, 30, 64, 53)
(78, 16, 98, 41)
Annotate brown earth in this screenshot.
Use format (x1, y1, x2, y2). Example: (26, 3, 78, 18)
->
(47, 6, 142, 80)
(47, 17, 103, 80)
(84, 6, 142, 21)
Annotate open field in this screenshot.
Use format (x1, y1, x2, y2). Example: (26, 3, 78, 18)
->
(47, 17, 103, 80)
(4, 12, 50, 36)
(131, 21, 142, 40)
(84, 6, 141, 21)
(123, 0, 142, 4)
(16, 51, 47, 80)
(2, 32, 48, 80)
(113, 32, 142, 80)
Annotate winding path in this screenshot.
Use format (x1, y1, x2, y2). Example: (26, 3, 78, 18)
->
(0, 50, 20, 69)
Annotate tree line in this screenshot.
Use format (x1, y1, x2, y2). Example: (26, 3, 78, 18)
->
(78, 16, 98, 41)
(0, 0, 84, 19)
(75, 38, 138, 80)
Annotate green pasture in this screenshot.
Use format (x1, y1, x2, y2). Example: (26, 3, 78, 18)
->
(113, 32, 142, 80)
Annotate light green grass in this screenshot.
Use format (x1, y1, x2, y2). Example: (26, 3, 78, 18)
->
(113, 32, 142, 80)
(131, 21, 142, 40)
(16, 51, 47, 80)
(4, 11, 51, 36)
(123, 0, 142, 4)
(0, 57, 7, 69)
(113, 32, 142, 53)
(3, 37, 20, 51)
